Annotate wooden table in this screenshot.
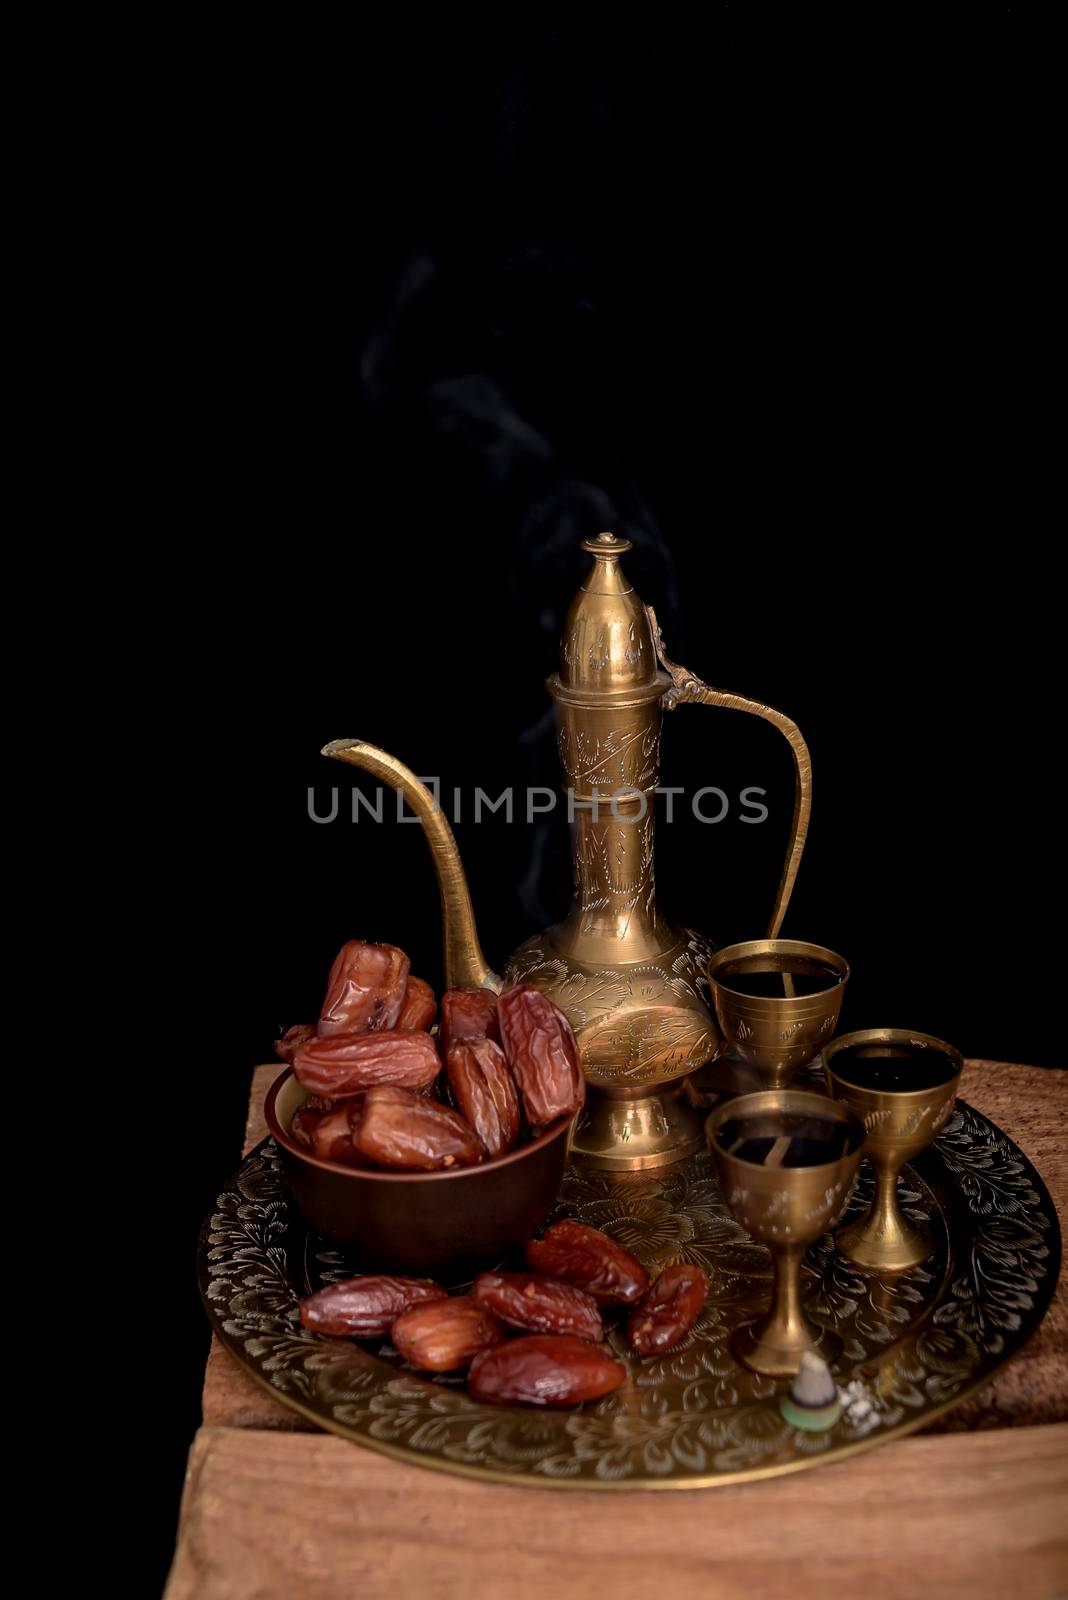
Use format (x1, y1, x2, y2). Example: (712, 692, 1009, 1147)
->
(166, 1062, 1068, 1599)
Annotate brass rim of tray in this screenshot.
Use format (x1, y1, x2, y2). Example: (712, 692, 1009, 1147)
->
(199, 1096, 1060, 1490)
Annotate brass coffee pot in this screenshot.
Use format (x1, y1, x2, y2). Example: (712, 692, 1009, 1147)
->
(324, 531, 812, 1171)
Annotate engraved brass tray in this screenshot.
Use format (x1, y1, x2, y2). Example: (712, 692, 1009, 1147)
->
(199, 1092, 1059, 1489)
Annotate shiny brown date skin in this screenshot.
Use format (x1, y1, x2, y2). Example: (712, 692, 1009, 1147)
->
(627, 1264, 710, 1355)
(354, 1085, 485, 1170)
(307, 1100, 367, 1166)
(290, 1092, 357, 1119)
(290, 1100, 366, 1165)
(525, 1221, 649, 1305)
(395, 975, 437, 1031)
(299, 1275, 447, 1338)
(292, 1030, 441, 1097)
(468, 1334, 626, 1407)
(497, 986, 585, 1128)
(445, 1038, 521, 1159)
(318, 940, 410, 1036)
(473, 1272, 603, 1342)
(289, 1103, 327, 1149)
(439, 988, 499, 1057)
(391, 1295, 504, 1372)
(275, 1023, 316, 1062)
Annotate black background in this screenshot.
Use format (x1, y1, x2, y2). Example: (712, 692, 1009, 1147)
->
(139, 17, 1061, 1592)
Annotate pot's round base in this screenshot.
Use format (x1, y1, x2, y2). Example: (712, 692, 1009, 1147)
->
(569, 1085, 706, 1170)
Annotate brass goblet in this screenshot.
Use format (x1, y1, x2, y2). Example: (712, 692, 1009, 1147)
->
(708, 940, 850, 1090)
(707, 1090, 865, 1376)
(824, 1028, 963, 1272)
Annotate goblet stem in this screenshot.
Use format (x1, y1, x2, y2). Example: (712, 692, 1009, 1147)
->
(765, 1242, 807, 1354)
(732, 1243, 825, 1376)
(837, 1156, 930, 1272)
(871, 1160, 904, 1243)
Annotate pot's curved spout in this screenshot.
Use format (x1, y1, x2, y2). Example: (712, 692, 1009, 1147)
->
(321, 739, 501, 993)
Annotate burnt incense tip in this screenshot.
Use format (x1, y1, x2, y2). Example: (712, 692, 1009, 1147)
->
(791, 1351, 838, 1409)
(780, 1351, 842, 1432)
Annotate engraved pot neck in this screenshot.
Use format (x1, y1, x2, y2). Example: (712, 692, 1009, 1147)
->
(556, 531, 662, 696)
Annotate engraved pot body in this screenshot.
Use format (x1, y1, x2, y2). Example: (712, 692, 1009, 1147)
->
(505, 673, 720, 1094)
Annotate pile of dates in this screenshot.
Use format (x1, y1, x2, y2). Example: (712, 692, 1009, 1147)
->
(276, 939, 585, 1168)
(300, 1220, 710, 1407)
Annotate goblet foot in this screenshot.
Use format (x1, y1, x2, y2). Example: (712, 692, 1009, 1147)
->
(750, 1062, 802, 1093)
(836, 1211, 931, 1273)
(686, 1052, 767, 1101)
(687, 1052, 818, 1105)
(730, 1316, 842, 1379)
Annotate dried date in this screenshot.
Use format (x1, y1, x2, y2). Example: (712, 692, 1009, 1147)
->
(467, 1334, 626, 1407)
(288, 1103, 326, 1149)
(525, 1220, 649, 1305)
(439, 988, 499, 1056)
(292, 1030, 441, 1097)
(445, 1038, 521, 1159)
(289, 1099, 365, 1164)
(395, 975, 437, 1031)
(354, 1085, 484, 1170)
(299, 1275, 447, 1338)
(497, 985, 585, 1127)
(274, 1023, 316, 1062)
(627, 1264, 710, 1355)
(307, 1100, 366, 1165)
(473, 1272, 603, 1342)
(391, 1295, 504, 1371)
(318, 940, 410, 1036)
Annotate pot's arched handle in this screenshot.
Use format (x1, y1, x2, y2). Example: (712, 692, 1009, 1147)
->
(647, 608, 812, 939)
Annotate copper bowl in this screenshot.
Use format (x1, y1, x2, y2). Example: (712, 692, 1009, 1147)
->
(265, 1068, 573, 1274)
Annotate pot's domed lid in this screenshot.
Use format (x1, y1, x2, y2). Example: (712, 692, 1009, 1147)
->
(557, 533, 660, 696)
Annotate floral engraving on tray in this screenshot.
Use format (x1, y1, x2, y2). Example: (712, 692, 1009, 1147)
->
(199, 1097, 1057, 1487)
